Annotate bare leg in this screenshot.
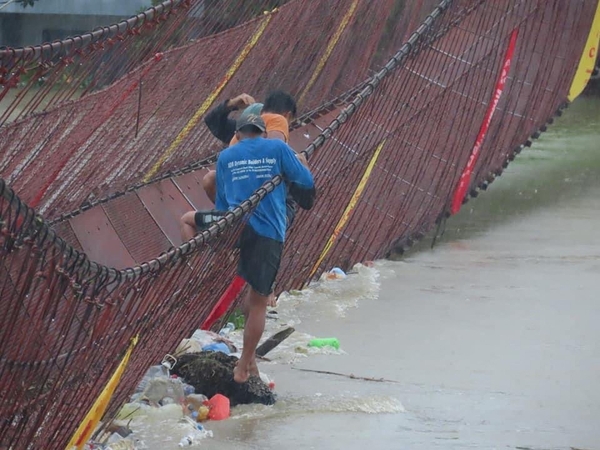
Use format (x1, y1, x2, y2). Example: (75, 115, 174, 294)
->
(240, 290, 267, 375)
(202, 170, 217, 204)
(234, 287, 268, 383)
(180, 211, 197, 242)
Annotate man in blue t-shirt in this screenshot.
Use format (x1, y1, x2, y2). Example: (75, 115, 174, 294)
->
(216, 113, 314, 383)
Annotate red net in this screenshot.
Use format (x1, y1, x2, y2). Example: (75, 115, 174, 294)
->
(0, 0, 417, 219)
(0, 0, 598, 448)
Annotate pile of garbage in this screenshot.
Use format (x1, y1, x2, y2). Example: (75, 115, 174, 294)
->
(83, 265, 358, 449)
(172, 351, 276, 406)
(85, 326, 276, 449)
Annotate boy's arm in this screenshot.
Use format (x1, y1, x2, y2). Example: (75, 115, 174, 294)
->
(214, 158, 228, 211)
(204, 101, 236, 144)
(205, 94, 255, 144)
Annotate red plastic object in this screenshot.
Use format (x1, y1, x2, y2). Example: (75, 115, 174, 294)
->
(205, 394, 230, 421)
(200, 275, 246, 330)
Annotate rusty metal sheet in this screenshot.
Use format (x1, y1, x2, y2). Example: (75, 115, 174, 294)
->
(69, 206, 136, 269)
(102, 194, 172, 263)
(136, 179, 194, 246)
(289, 122, 323, 152)
(310, 108, 345, 132)
(173, 170, 214, 210)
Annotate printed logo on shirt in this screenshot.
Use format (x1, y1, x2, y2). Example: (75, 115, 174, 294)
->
(227, 157, 277, 182)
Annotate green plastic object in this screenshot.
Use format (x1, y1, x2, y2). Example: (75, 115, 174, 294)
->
(308, 338, 340, 350)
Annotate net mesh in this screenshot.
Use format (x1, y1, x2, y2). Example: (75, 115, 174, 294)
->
(0, 0, 440, 219)
(0, 0, 598, 448)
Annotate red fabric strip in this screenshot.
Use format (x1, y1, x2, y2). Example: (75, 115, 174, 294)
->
(450, 29, 519, 215)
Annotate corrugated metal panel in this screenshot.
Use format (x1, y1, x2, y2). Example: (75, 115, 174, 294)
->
(69, 206, 136, 269)
(102, 194, 172, 263)
(289, 122, 322, 152)
(173, 171, 214, 210)
(136, 179, 194, 246)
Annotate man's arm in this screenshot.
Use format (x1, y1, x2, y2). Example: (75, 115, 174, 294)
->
(279, 145, 316, 210)
(205, 94, 255, 144)
(279, 143, 314, 189)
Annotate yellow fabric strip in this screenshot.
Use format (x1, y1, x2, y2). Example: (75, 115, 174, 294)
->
(66, 335, 139, 450)
(309, 139, 386, 278)
(143, 14, 274, 182)
(297, 0, 359, 105)
(568, 1, 600, 101)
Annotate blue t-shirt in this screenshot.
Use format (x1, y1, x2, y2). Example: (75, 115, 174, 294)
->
(215, 137, 314, 242)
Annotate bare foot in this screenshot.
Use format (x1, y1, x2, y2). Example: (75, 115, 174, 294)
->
(248, 361, 260, 378)
(233, 362, 249, 383)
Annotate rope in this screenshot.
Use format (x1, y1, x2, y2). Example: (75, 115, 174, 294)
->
(1, 1, 596, 447)
(0, 0, 182, 62)
(1, 0, 451, 285)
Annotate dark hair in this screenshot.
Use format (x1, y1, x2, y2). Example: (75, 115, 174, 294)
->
(263, 90, 297, 117)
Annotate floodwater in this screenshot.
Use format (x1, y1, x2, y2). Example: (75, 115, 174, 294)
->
(129, 96, 600, 449)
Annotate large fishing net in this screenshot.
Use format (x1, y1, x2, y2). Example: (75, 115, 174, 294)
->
(0, 0, 597, 447)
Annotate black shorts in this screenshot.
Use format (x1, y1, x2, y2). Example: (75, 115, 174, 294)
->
(237, 225, 283, 296)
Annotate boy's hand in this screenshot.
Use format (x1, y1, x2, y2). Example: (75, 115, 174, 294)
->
(227, 93, 256, 111)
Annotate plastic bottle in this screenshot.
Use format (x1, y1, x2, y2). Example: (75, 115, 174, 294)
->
(135, 364, 168, 393)
(190, 329, 216, 348)
(330, 267, 346, 278)
(325, 267, 346, 280)
(141, 377, 185, 404)
(147, 403, 184, 421)
(190, 405, 209, 421)
(178, 427, 211, 447)
(186, 417, 205, 430)
(105, 439, 135, 450)
(197, 405, 210, 422)
(219, 322, 235, 336)
(186, 393, 208, 412)
(182, 383, 195, 396)
(308, 337, 340, 349)
(178, 435, 195, 447)
(259, 372, 276, 390)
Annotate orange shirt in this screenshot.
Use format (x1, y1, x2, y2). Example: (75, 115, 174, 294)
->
(229, 113, 289, 146)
